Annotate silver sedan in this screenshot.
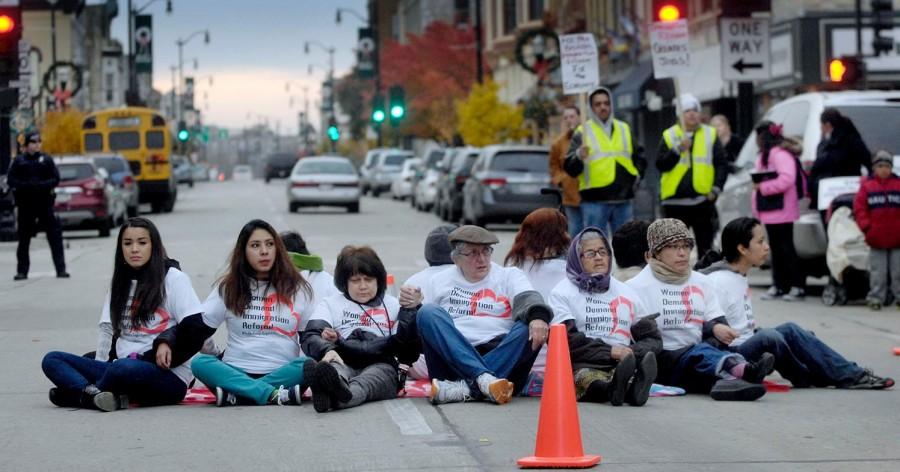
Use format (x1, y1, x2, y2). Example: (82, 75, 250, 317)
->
(287, 156, 361, 213)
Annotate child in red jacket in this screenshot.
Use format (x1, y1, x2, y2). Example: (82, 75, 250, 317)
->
(853, 150, 900, 310)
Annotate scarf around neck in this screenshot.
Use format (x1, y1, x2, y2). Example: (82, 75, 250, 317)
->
(649, 257, 690, 285)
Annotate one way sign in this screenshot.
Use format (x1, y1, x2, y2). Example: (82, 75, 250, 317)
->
(721, 17, 771, 81)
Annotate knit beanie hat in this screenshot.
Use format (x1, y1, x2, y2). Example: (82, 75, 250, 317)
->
(872, 150, 893, 166)
(424, 224, 457, 266)
(647, 218, 693, 255)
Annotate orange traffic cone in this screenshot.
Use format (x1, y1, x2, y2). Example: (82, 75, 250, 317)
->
(517, 324, 601, 469)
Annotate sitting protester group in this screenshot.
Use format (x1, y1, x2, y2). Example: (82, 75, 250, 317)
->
(40, 210, 893, 412)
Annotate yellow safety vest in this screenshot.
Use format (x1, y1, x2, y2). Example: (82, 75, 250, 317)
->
(660, 124, 717, 200)
(575, 119, 637, 191)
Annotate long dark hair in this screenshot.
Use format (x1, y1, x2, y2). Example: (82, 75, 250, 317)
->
(696, 217, 761, 269)
(333, 245, 387, 303)
(109, 217, 168, 332)
(504, 208, 570, 268)
(820, 108, 861, 140)
(218, 219, 309, 315)
(756, 120, 785, 167)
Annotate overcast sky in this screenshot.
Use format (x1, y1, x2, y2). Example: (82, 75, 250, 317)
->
(106, 0, 368, 133)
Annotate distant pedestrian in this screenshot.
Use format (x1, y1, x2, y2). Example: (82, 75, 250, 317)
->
(565, 87, 646, 236)
(809, 108, 871, 211)
(656, 94, 729, 260)
(549, 105, 583, 235)
(853, 150, 900, 311)
(7, 131, 67, 280)
(710, 114, 744, 164)
(41, 217, 204, 411)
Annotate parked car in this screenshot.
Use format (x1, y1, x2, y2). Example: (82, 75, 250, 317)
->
(367, 149, 414, 197)
(191, 163, 211, 182)
(717, 91, 900, 276)
(360, 148, 388, 195)
(89, 154, 140, 217)
(287, 156, 360, 213)
(390, 158, 422, 200)
(265, 152, 298, 183)
(413, 148, 446, 211)
(461, 145, 555, 227)
(410, 147, 446, 209)
(53, 156, 125, 237)
(172, 155, 194, 187)
(436, 147, 481, 222)
(232, 165, 253, 181)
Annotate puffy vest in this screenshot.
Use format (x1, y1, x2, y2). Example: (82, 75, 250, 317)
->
(576, 119, 637, 191)
(660, 124, 717, 200)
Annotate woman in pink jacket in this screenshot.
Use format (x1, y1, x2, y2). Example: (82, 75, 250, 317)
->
(751, 121, 805, 301)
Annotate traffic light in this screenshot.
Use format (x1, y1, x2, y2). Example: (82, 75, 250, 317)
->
(388, 85, 405, 126)
(371, 93, 385, 124)
(176, 121, 190, 142)
(652, 0, 687, 23)
(327, 117, 340, 142)
(0, 6, 22, 82)
(871, 0, 895, 56)
(828, 56, 864, 84)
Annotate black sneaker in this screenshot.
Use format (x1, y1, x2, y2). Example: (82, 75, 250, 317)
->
(313, 361, 352, 412)
(742, 353, 775, 384)
(843, 370, 895, 390)
(215, 386, 237, 407)
(608, 353, 636, 406)
(92, 391, 128, 412)
(13, 273, 26, 281)
(626, 352, 657, 407)
(710, 379, 766, 401)
(48, 387, 81, 408)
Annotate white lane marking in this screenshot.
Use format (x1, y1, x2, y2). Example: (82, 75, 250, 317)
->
(384, 398, 433, 435)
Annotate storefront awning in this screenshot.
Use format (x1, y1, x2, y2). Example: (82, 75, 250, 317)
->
(612, 60, 652, 112)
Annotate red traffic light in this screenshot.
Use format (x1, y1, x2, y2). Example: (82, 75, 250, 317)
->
(659, 5, 681, 22)
(0, 15, 15, 34)
(653, 0, 687, 23)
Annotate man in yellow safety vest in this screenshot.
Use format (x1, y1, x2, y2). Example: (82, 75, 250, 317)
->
(655, 94, 729, 260)
(564, 87, 646, 236)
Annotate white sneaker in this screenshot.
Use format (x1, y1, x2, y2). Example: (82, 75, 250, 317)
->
(429, 379, 471, 405)
(273, 385, 299, 406)
(782, 287, 805, 302)
(476, 373, 515, 405)
(760, 286, 783, 300)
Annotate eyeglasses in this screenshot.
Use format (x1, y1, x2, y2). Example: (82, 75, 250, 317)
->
(458, 246, 494, 258)
(665, 242, 694, 252)
(580, 249, 609, 259)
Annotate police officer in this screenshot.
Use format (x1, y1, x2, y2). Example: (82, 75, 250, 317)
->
(564, 87, 646, 236)
(655, 94, 729, 260)
(7, 131, 68, 280)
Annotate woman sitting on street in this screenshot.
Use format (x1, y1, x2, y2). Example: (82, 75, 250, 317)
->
(549, 227, 662, 406)
(41, 217, 204, 411)
(699, 217, 894, 390)
(191, 219, 319, 406)
(301, 245, 420, 412)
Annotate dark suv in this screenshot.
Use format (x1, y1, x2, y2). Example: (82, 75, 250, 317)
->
(264, 153, 298, 183)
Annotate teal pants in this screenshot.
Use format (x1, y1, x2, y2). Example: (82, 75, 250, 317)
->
(192, 354, 309, 405)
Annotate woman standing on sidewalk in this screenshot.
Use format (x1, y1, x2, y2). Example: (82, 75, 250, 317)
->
(191, 219, 319, 406)
(751, 121, 805, 301)
(41, 217, 204, 411)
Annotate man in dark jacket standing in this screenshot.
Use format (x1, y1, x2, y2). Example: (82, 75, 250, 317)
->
(7, 131, 68, 280)
(564, 87, 646, 236)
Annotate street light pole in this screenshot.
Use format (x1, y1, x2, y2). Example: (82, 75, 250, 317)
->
(175, 30, 210, 123)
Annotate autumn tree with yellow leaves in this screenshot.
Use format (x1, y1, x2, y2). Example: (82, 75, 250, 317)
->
(39, 109, 85, 155)
(456, 80, 527, 147)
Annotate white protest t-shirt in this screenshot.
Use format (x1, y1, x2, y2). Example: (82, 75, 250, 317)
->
(202, 280, 318, 374)
(309, 293, 401, 339)
(705, 269, 756, 346)
(422, 264, 534, 346)
(626, 266, 725, 351)
(300, 270, 339, 331)
(549, 277, 648, 347)
(99, 267, 203, 385)
(404, 265, 451, 291)
(520, 258, 567, 301)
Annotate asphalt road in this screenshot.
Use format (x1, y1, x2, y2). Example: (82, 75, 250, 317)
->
(1, 179, 898, 471)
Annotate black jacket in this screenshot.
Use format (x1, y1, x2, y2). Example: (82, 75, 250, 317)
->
(565, 314, 663, 371)
(7, 152, 59, 206)
(655, 133, 729, 201)
(809, 132, 871, 209)
(563, 125, 647, 202)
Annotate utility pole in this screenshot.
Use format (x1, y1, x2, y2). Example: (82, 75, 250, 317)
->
(475, 0, 483, 84)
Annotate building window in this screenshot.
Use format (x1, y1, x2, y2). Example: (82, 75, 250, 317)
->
(105, 72, 114, 103)
(503, 0, 516, 36)
(528, 0, 543, 21)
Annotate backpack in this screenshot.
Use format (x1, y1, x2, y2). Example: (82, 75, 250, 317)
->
(781, 137, 808, 199)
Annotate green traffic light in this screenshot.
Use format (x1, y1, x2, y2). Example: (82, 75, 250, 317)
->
(372, 110, 386, 123)
(390, 105, 405, 119)
(327, 126, 340, 141)
(177, 129, 190, 142)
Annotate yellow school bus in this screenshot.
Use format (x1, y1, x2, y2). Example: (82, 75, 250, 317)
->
(81, 107, 178, 213)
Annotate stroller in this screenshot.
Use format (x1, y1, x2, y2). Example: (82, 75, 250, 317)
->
(821, 193, 871, 306)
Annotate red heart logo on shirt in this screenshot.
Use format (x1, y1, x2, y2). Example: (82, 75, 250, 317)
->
(608, 296, 634, 339)
(681, 285, 705, 325)
(133, 308, 171, 334)
(263, 294, 301, 337)
(468, 288, 511, 318)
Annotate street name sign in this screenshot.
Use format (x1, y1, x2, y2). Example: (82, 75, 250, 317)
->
(650, 19, 691, 79)
(721, 17, 771, 81)
(559, 33, 599, 95)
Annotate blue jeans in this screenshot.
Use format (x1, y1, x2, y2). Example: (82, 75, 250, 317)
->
(416, 304, 539, 397)
(563, 205, 584, 237)
(191, 354, 309, 405)
(41, 351, 187, 406)
(581, 200, 633, 236)
(668, 343, 744, 392)
(732, 323, 864, 387)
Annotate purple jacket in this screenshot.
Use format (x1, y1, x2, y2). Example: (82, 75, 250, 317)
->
(752, 146, 800, 224)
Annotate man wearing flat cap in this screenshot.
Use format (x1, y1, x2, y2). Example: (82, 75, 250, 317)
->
(403, 225, 552, 405)
(656, 94, 729, 259)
